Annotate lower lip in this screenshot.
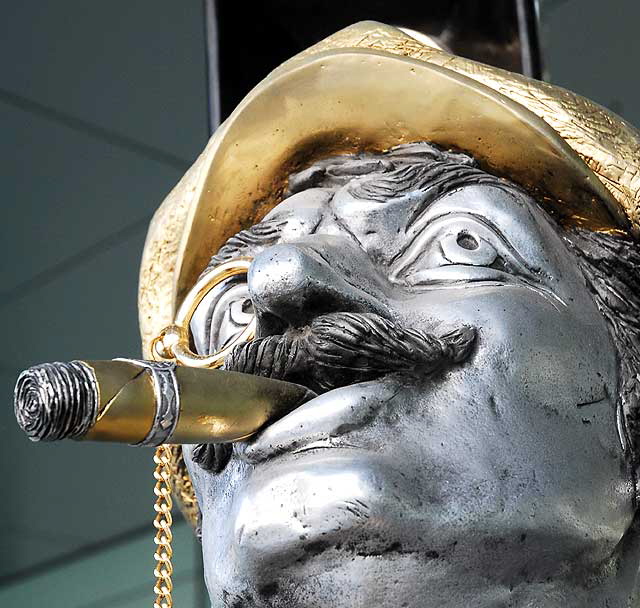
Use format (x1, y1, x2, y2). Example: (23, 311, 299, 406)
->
(240, 378, 404, 464)
(239, 439, 362, 466)
(243, 446, 374, 480)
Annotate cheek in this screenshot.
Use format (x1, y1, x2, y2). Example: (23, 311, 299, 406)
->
(397, 378, 634, 564)
(391, 287, 634, 537)
(397, 285, 618, 418)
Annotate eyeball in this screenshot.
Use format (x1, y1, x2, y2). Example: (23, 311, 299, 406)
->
(440, 231, 498, 266)
(229, 297, 254, 326)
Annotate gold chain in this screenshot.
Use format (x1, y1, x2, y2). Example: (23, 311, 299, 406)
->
(153, 444, 174, 608)
(149, 259, 255, 607)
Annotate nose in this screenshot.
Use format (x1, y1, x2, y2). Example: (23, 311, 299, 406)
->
(248, 238, 389, 332)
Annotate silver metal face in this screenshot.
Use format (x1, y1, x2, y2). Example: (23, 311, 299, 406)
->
(184, 154, 636, 607)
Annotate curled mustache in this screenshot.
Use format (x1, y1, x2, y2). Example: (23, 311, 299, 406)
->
(224, 312, 476, 394)
(192, 312, 476, 473)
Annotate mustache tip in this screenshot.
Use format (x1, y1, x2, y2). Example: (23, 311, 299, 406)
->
(438, 326, 477, 362)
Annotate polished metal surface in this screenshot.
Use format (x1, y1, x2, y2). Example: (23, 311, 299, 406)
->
(184, 143, 640, 607)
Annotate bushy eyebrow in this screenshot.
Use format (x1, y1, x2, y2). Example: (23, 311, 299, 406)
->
(203, 219, 287, 273)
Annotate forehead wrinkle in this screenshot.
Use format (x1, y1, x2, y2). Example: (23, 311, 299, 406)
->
(326, 189, 367, 252)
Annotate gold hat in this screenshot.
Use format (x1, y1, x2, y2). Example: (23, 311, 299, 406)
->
(138, 21, 640, 526)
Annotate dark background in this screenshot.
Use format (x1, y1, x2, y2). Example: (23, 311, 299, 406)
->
(0, 1, 638, 606)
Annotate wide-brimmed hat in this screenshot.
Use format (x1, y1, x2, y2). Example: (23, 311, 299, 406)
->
(138, 21, 640, 526)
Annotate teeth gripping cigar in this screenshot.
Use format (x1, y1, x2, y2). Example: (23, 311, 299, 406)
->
(14, 359, 316, 446)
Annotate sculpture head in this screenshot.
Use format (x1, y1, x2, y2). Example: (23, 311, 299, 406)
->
(182, 142, 640, 607)
(132, 21, 640, 608)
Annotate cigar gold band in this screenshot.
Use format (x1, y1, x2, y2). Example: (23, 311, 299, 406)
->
(152, 258, 255, 368)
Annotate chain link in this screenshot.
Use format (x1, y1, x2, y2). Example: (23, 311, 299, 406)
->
(149, 258, 254, 607)
(153, 444, 174, 608)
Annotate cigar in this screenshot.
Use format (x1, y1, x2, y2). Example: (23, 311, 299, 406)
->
(14, 359, 316, 445)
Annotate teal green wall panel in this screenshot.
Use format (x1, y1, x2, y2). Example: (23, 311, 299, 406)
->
(0, 521, 202, 608)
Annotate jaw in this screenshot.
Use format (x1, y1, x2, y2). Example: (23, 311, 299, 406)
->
(207, 548, 483, 608)
(204, 519, 623, 608)
(204, 509, 628, 608)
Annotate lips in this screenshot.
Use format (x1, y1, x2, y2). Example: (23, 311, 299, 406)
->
(239, 377, 406, 464)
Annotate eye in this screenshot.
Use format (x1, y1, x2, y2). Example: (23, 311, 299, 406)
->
(229, 297, 254, 325)
(189, 275, 254, 355)
(390, 214, 528, 286)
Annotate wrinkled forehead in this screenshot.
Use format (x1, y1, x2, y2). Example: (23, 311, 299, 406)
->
(261, 181, 572, 283)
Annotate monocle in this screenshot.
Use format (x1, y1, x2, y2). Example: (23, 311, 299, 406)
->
(152, 258, 255, 368)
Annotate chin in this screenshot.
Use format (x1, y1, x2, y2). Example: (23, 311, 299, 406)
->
(203, 449, 440, 596)
(229, 450, 394, 560)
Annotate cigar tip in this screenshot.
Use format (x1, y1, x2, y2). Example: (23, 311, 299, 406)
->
(14, 361, 98, 442)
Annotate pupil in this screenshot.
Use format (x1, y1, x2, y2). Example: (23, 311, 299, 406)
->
(241, 298, 254, 314)
(457, 232, 479, 250)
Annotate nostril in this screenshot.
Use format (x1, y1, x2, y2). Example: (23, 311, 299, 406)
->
(255, 310, 288, 338)
(248, 241, 390, 330)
